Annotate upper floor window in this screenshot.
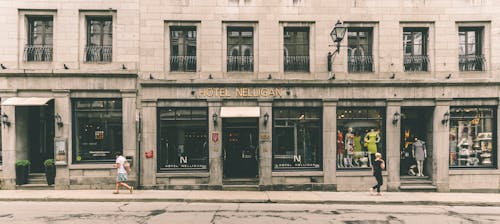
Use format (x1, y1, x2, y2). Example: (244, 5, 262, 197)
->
(170, 26, 197, 72)
(227, 27, 253, 72)
(284, 27, 309, 72)
(24, 16, 53, 62)
(85, 16, 112, 62)
(347, 28, 372, 73)
(459, 27, 485, 71)
(403, 28, 429, 72)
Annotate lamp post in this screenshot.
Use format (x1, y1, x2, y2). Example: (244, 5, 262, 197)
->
(328, 20, 347, 79)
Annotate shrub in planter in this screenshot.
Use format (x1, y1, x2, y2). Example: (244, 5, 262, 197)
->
(15, 160, 31, 185)
(44, 159, 56, 186)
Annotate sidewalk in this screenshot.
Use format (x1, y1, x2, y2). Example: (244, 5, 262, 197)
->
(1, 190, 500, 206)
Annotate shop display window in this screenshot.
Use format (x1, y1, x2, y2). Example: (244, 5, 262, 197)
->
(73, 99, 122, 163)
(336, 108, 385, 169)
(158, 108, 208, 171)
(449, 107, 496, 168)
(272, 108, 322, 170)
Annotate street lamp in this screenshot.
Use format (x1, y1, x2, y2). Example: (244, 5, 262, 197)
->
(328, 20, 347, 80)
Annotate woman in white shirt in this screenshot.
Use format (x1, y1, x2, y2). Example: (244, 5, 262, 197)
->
(113, 152, 133, 194)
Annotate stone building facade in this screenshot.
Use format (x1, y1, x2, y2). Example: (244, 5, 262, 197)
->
(1, 0, 500, 192)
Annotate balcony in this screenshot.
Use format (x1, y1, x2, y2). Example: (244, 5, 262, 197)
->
(170, 56, 196, 72)
(23, 45, 53, 62)
(459, 55, 485, 71)
(348, 55, 373, 73)
(404, 55, 429, 72)
(227, 56, 253, 72)
(84, 45, 112, 62)
(284, 56, 309, 72)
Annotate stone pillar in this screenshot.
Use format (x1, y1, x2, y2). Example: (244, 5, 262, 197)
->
(208, 100, 222, 188)
(323, 99, 337, 191)
(434, 99, 451, 192)
(121, 90, 137, 186)
(140, 100, 157, 188)
(1, 101, 16, 189)
(53, 90, 70, 189)
(258, 100, 272, 189)
(386, 99, 402, 191)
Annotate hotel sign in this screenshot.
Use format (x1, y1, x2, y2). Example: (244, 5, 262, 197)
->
(198, 88, 284, 98)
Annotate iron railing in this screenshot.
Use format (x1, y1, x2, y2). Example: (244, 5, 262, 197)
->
(84, 45, 112, 62)
(170, 55, 197, 72)
(24, 45, 53, 62)
(348, 55, 373, 73)
(284, 56, 309, 72)
(404, 55, 429, 72)
(459, 55, 485, 71)
(227, 55, 253, 72)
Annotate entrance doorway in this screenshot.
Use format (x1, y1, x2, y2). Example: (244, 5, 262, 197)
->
(27, 101, 55, 173)
(400, 107, 433, 177)
(223, 118, 259, 178)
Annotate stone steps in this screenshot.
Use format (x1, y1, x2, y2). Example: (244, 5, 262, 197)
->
(399, 175, 436, 192)
(223, 178, 259, 191)
(16, 184, 54, 190)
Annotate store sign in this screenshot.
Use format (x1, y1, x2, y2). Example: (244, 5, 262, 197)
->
(198, 88, 284, 98)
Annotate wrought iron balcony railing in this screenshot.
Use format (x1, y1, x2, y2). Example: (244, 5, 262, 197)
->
(170, 55, 197, 72)
(348, 55, 373, 73)
(84, 45, 112, 62)
(459, 55, 485, 71)
(284, 56, 309, 72)
(24, 45, 53, 62)
(404, 55, 429, 72)
(227, 56, 253, 72)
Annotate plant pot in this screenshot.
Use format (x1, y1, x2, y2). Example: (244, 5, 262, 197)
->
(45, 166, 56, 186)
(15, 165, 29, 185)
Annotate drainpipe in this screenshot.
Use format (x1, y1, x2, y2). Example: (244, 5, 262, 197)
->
(136, 111, 142, 188)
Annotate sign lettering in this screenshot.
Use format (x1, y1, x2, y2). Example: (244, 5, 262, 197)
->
(180, 156, 188, 164)
(293, 155, 302, 163)
(198, 88, 284, 98)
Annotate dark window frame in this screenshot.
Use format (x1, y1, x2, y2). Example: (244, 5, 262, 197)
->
(459, 27, 485, 71)
(403, 27, 429, 72)
(227, 26, 254, 72)
(157, 107, 209, 172)
(25, 16, 53, 62)
(72, 98, 123, 164)
(347, 27, 373, 73)
(283, 26, 310, 72)
(85, 16, 113, 62)
(169, 26, 197, 72)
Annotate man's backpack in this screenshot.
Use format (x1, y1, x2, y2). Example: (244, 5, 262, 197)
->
(123, 160, 131, 173)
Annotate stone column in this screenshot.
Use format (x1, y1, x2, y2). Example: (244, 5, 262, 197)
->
(208, 100, 222, 188)
(1, 100, 16, 189)
(258, 99, 272, 189)
(434, 99, 451, 192)
(386, 99, 402, 191)
(121, 90, 137, 185)
(53, 90, 70, 189)
(323, 99, 337, 191)
(140, 100, 157, 188)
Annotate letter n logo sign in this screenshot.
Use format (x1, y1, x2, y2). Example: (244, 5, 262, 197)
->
(293, 155, 301, 163)
(180, 156, 188, 164)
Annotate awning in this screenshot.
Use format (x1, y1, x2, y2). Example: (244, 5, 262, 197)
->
(2, 97, 53, 106)
(220, 107, 260, 118)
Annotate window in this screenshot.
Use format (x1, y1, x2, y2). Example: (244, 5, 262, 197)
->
(347, 28, 373, 73)
(0, 108, 2, 165)
(403, 28, 429, 72)
(73, 99, 122, 163)
(170, 26, 197, 72)
(158, 108, 208, 171)
(337, 108, 385, 169)
(449, 107, 496, 168)
(24, 16, 53, 62)
(227, 27, 253, 72)
(273, 108, 322, 170)
(284, 27, 309, 72)
(85, 17, 112, 62)
(459, 27, 485, 71)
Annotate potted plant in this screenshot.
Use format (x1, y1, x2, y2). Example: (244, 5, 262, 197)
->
(15, 160, 31, 185)
(44, 159, 56, 186)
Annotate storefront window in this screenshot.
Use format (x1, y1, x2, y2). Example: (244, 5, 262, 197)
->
(337, 108, 385, 169)
(273, 108, 322, 170)
(158, 108, 208, 171)
(73, 99, 122, 163)
(449, 107, 496, 168)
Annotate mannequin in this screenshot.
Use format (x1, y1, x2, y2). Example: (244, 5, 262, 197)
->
(344, 127, 355, 167)
(353, 131, 362, 166)
(337, 130, 344, 167)
(364, 128, 381, 165)
(412, 137, 427, 177)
